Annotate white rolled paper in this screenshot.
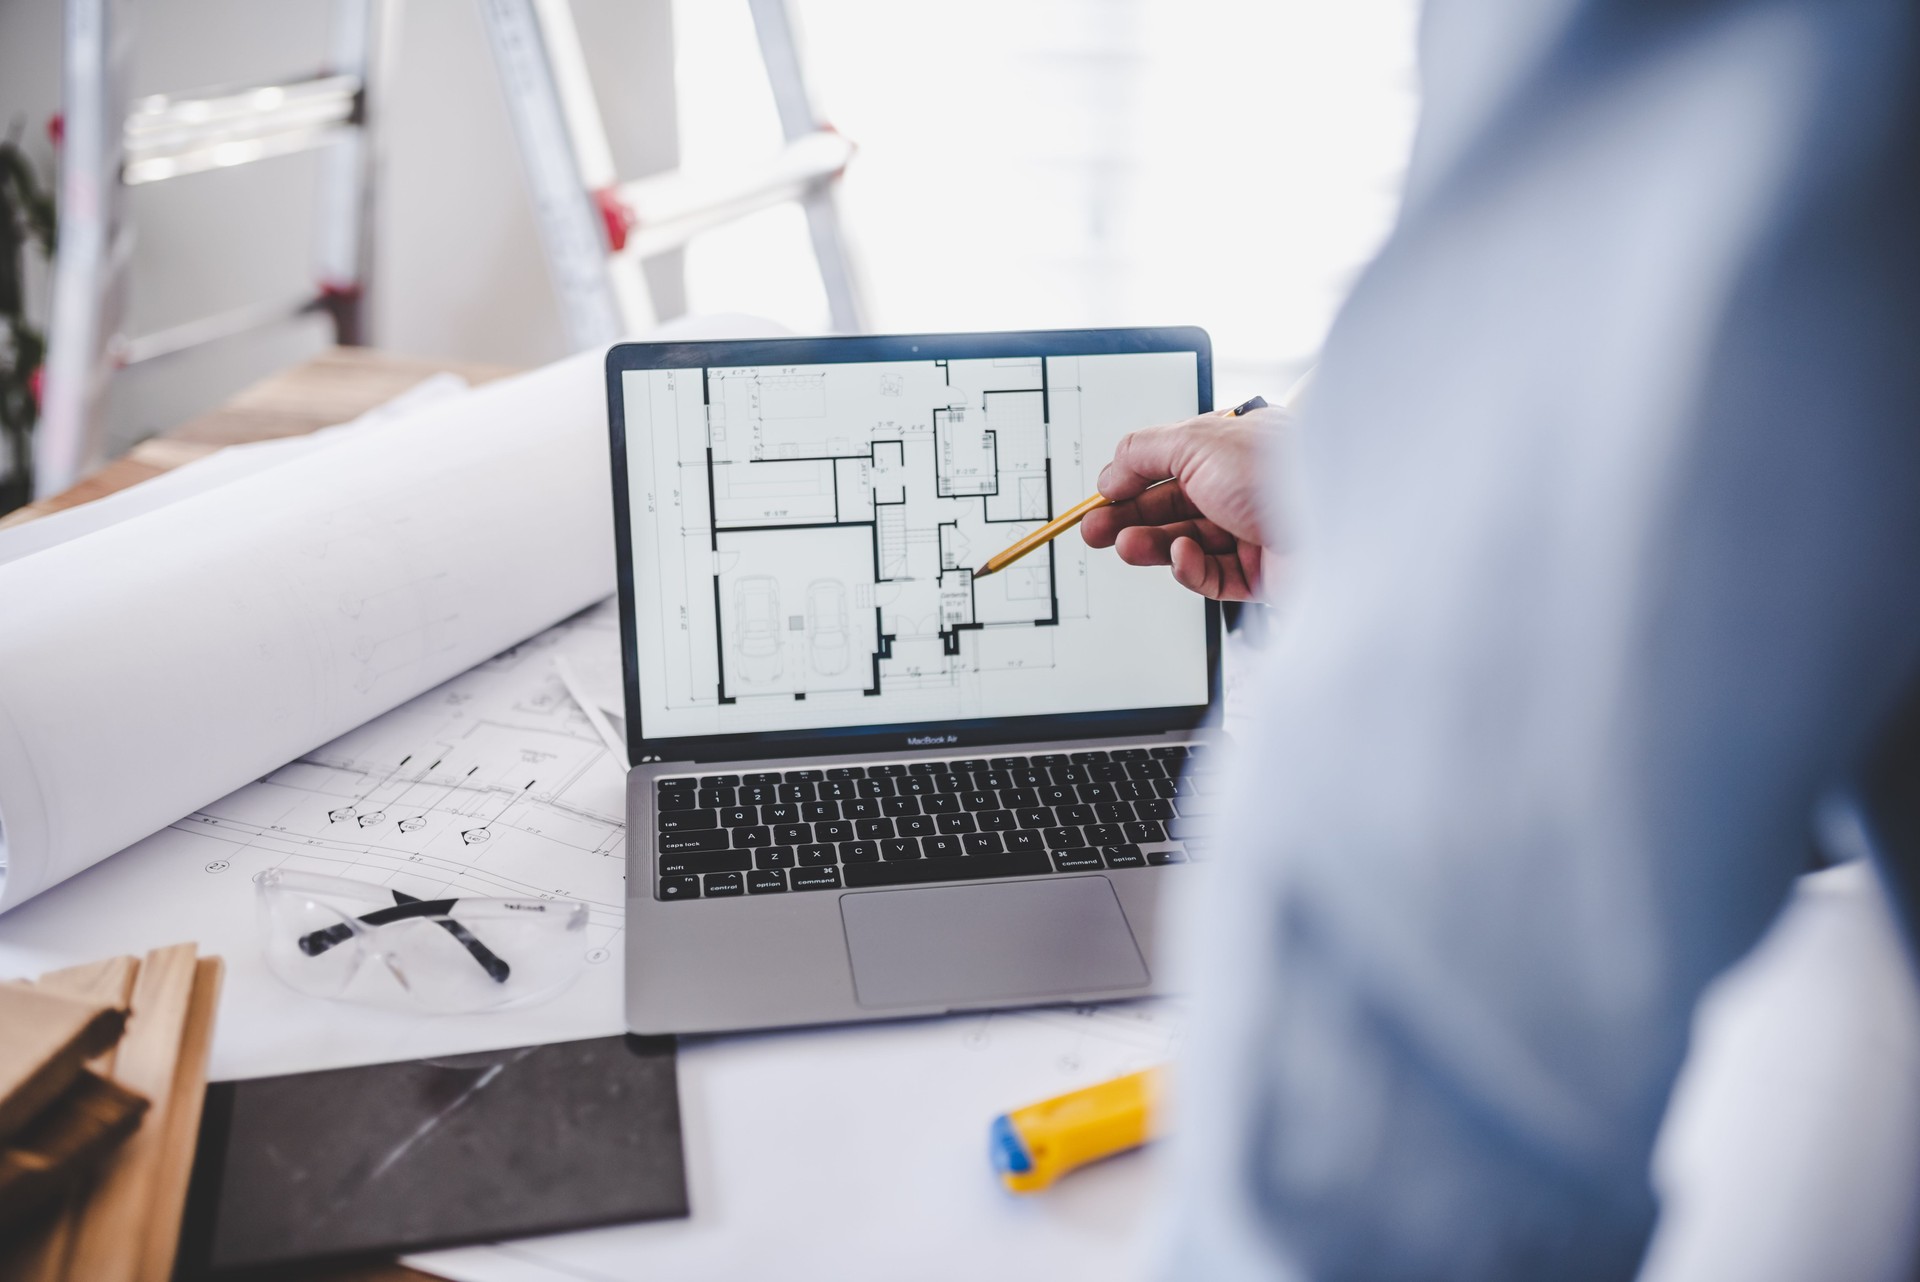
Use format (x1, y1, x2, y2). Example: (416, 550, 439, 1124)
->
(0, 347, 616, 910)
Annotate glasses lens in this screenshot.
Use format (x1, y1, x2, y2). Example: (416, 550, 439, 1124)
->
(377, 899, 589, 1013)
(255, 868, 376, 998)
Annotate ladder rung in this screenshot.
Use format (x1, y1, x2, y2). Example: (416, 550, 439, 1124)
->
(612, 129, 853, 261)
(123, 74, 362, 185)
(119, 294, 324, 366)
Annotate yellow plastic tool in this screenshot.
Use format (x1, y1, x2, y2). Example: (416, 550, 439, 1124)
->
(990, 1066, 1164, 1194)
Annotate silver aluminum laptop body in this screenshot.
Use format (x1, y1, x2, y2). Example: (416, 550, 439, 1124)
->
(607, 328, 1220, 1036)
(623, 732, 1203, 1035)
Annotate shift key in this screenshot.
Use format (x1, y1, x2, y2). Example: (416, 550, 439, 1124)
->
(659, 850, 752, 876)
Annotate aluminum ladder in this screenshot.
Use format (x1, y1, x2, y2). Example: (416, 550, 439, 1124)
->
(478, 0, 866, 351)
(36, 0, 394, 497)
(36, 0, 862, 498)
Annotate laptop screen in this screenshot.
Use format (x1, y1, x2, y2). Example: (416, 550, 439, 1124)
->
(607, 329, 1218, 761)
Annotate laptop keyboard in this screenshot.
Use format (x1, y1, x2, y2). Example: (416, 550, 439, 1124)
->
(652, 746, 1214, 900)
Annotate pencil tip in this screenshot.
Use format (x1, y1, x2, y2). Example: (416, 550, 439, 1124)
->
(972, 566, 993, 579)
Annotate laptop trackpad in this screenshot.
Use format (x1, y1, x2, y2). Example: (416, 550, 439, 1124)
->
(840, 877, 1149, 1009)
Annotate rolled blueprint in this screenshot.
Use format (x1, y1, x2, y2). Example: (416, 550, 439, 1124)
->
(0, 347, 615, 910)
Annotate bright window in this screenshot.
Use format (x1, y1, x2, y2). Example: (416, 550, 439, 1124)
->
(672, 0, 1420, 402)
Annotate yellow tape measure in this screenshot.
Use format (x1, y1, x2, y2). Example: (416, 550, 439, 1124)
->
(990, 1066, 1163, 1194)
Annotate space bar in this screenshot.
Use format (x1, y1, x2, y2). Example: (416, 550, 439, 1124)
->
(841, 853, 1054, 888)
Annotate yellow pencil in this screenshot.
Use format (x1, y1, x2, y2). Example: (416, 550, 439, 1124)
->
(972, 394, 1269, 579)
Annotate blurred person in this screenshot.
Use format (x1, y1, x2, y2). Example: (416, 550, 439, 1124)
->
(1081, 0, 1920, 1277)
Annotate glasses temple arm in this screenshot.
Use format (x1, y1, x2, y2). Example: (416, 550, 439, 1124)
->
(296, 893, 512, 983)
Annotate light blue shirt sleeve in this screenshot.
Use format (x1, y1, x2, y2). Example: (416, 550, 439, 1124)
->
(1163, 1, 1920, 1276)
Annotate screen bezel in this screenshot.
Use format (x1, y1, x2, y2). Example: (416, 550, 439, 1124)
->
(605, 326, 1221, 767)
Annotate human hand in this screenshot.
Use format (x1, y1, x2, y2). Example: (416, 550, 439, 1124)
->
(1079, 405, 1286, 600)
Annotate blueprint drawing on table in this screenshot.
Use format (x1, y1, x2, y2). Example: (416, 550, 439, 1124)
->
(177, 601, 628, 959)
(0, 602, 632, 1081)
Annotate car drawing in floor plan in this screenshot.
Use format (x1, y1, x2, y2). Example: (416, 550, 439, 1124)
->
(807, 579, 851, 676)
(732, 575, 783, 684)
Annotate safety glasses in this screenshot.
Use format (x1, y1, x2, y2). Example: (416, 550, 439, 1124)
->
(255, 868, 589, 1013)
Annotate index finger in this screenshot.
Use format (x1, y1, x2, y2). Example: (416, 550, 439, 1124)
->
(1079, 482, 1203, 547)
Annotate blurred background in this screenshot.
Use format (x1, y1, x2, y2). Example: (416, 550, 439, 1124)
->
(0, 0, 1417, 479)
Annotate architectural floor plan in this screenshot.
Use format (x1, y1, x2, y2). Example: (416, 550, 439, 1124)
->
(624, 352, 1218, 739)
(703, 356, 1087, 704)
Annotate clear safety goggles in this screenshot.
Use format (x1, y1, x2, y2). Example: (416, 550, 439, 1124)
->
(255, 868, 589, 1013)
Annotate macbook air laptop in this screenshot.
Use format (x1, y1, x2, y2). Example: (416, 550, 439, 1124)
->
(607, 327, 1221, 1035)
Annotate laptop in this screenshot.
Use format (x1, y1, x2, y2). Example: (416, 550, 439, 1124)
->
(606, 327, 1222, 1035)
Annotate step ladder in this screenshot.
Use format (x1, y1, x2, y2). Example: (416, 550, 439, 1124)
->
(36, 0, 395, 497)
(37, 0, 864, 500)
(477, 0, 866, 350)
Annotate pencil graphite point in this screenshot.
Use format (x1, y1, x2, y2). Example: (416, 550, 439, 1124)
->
(973, 565, 995, 579)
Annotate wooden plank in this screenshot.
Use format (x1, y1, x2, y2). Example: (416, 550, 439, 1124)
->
(1, 958, 144, 1282)
(0, 1170, 74, 1280)
(121, 438, 222, 472)
(0, 459, 171, 528)
(174, 347, 514, 441)
(2, 953, 437, 1282)
(59, 944, 199, 1282)
(0, 986, 129, 1146)
(134, 956, 222, 1282)
(0, 348, 518, 529)
(166, 349, 515, 447)
(31, 958, 141, 1023)
(0, 1072, 150, 1234)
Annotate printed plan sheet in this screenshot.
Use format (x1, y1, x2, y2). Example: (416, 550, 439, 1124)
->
(0, 603, 632, 1081)
(622, 351, 1209, 741)
(182, 604, 628, 960)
